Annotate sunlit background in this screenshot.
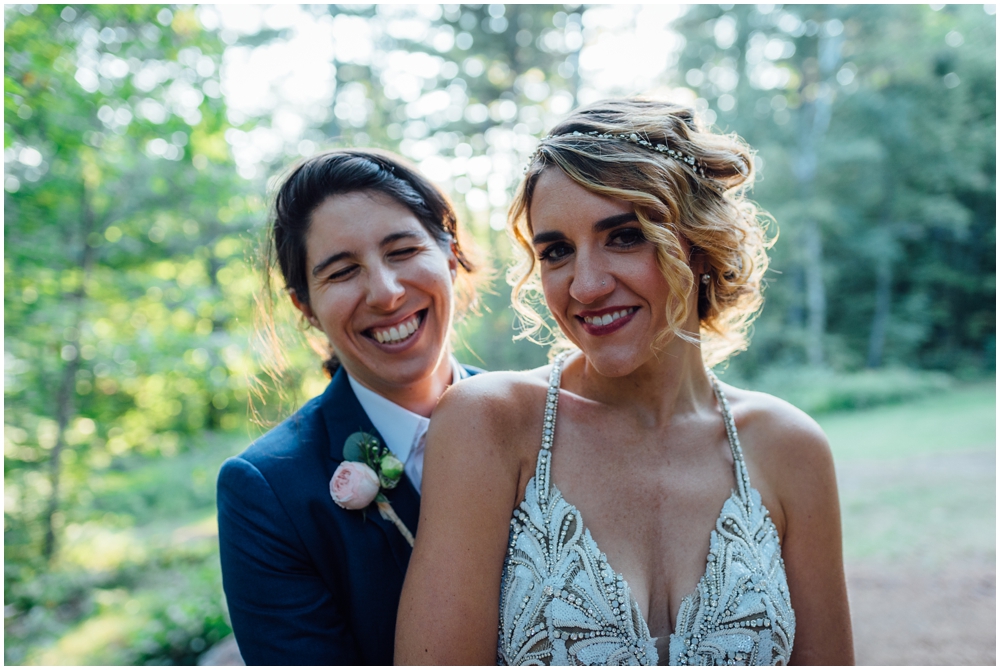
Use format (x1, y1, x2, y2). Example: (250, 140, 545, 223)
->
(5, 4, 995, 665)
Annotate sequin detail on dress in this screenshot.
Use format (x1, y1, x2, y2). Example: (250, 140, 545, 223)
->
(497, 353, 795, 666)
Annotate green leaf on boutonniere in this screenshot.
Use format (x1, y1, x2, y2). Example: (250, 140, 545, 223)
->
(342, 432, 366, 462)
(343, 431, 379, 464)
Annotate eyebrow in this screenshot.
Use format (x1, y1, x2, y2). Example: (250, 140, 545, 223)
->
(311, 229, 424, 276)
(531, 212, 639, 246)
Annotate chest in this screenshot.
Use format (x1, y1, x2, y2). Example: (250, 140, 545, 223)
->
(544, 403, 742, 636)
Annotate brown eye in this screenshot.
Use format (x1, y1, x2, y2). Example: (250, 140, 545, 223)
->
(538, 242, 572, 262)
(609, 228, 645, 248)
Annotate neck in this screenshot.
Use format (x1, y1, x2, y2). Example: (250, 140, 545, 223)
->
(572, 334, 714, 426)
(347, 353, 454, 418)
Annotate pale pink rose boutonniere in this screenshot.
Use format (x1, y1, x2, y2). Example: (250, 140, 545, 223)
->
(330, 432, 414, 546)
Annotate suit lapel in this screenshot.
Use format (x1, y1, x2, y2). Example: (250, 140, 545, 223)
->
(319, 363, 483, 570)
(320, 368, 418, 572)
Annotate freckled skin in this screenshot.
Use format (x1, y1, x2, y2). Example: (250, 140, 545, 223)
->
(290, 191, 458, 417)
(396, 171, 854, 665)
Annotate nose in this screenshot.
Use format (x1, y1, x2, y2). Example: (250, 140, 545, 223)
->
(568, 251, 615, 305)
(365, 263, 406, 311)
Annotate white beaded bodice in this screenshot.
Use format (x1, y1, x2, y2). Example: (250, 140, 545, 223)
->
(497, 353, 795, 666)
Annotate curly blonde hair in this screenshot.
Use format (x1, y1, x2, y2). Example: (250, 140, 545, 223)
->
(508, 98, 774, 367)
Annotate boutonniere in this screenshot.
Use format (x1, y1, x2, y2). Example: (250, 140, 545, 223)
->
(329, 431, 414, 546)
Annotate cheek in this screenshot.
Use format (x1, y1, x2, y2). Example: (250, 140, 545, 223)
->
(312, 287, 359, 335)
(412, 258, 457, 309)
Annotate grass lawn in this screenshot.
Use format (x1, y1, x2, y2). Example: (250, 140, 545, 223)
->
(818, 381, 995, 462)
(815, 381, 996, 564)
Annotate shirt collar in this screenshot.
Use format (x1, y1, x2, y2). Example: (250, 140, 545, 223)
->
(346, 357, 465, 463)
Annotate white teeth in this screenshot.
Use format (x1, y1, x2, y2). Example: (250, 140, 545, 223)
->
(372, 314, 422, 344)
(583, 308, 635, 326)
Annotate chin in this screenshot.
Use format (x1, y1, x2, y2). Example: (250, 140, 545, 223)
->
(375, 342, 448, 385)
(575, 344, 651, 378)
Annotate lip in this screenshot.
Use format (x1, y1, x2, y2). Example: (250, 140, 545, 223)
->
(362, 308, 428, 352)
(575, 306, 639, 337)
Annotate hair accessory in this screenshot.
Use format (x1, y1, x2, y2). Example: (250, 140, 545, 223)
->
(701, 273, 711, 284)
(523, 130, 707, 177)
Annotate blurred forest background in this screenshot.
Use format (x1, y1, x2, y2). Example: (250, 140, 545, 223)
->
(4, 3, 995, 665)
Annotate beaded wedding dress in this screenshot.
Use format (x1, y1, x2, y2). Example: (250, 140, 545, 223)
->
(497, 354, 795, 666)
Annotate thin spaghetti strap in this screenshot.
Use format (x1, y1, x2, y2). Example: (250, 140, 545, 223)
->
(706, 369, 752, 505)
(535, 351, 571, 502)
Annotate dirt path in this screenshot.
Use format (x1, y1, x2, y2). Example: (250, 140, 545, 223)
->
(837, 450, 996, 665)
(847, 556, 996, 665)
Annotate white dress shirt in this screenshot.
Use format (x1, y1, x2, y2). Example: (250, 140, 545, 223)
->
(346, 357, 467, 494)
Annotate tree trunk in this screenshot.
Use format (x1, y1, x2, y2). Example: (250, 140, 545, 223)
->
(866, 256, 893, 368)
(803, 220, 827, 367)
(42, 183, 97, 562)
(791, 27, 842, 367)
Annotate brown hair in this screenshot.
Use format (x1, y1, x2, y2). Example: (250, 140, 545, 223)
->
(508, 98, 773, 366)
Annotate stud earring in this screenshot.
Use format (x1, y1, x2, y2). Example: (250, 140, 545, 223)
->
(701, 273, 711, 285)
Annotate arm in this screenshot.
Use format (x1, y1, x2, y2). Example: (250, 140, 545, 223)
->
(395, 381, 526, 664)
(217, 456, 362, 665)
(763, 410, 855, 665)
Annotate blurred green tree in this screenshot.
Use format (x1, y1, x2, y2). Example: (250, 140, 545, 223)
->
(673, 4, 995, 375)
(4, 4, 257, 567)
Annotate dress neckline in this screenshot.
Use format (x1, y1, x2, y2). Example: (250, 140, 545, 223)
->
(534, 350, 755, 643)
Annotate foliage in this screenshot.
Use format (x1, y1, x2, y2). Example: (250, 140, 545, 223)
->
(4, 3, 261, 570)
(672, 4, 995, 375)
(4, 431, 241, 665)
(724, 365, 955, 415)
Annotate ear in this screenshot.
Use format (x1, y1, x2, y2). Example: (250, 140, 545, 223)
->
(288, 289, 321, 329)
(688, 245, 709, 276)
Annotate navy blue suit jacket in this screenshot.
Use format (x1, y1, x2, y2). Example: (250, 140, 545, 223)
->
(217, 364, 479, 665)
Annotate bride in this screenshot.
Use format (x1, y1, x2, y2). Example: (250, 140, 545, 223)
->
(395, 98, 853, 665)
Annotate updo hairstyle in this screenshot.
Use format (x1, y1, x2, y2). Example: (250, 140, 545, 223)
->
(508, 98, 773, 366)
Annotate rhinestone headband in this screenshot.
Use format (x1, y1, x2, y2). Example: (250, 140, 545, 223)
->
(523, 129, 707, 176)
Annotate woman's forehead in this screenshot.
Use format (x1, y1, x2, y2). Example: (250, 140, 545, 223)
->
(529, 170, 632, 233)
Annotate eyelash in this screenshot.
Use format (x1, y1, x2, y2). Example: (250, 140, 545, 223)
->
(324, 247, 421, 281)
(538, 242, 571, 262)
(609, 227, 645, 248)
(537, 228, 646, 262)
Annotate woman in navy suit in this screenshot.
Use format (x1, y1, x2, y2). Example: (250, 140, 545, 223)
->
(216, 149, 482, 664)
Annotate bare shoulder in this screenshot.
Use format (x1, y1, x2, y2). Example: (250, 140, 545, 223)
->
(427, 366, 553, 468)
(718, 383, 837, 517)
(721, 383, 832, 471)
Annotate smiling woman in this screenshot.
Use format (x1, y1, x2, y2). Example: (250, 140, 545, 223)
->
(396, 99, 854, 666)
(216, 149, 483, 664)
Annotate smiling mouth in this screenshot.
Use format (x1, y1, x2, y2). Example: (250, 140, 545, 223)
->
(366, 310, 425, 345)
(581, 307, 637, 327)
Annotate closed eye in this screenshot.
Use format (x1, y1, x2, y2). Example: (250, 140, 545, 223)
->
(388, 246, 420, 260)
(325, 264, 360, 281)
